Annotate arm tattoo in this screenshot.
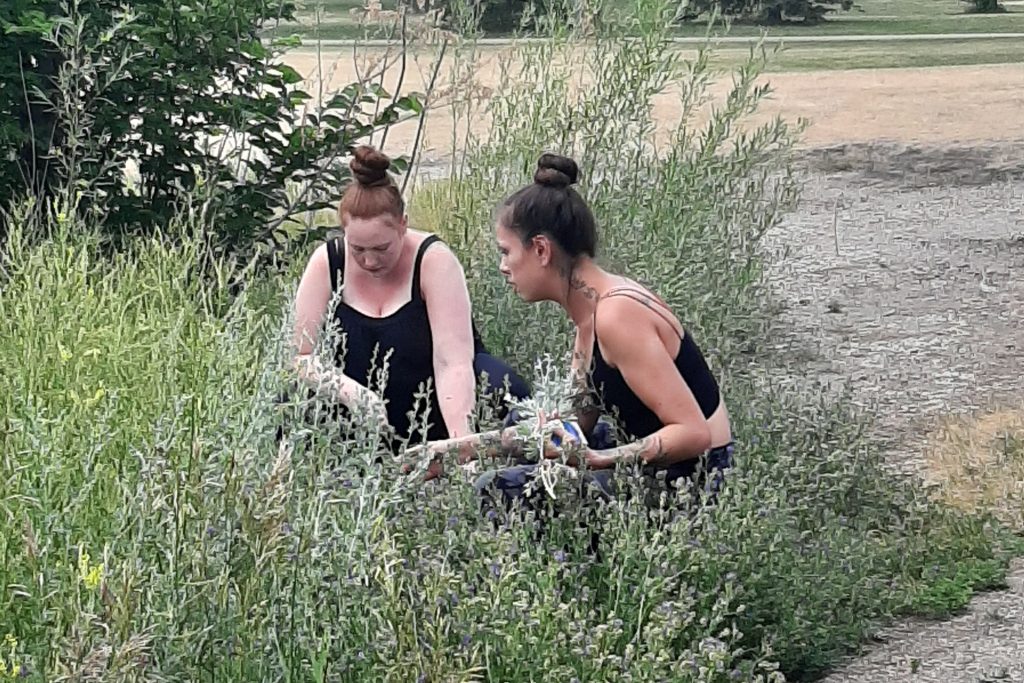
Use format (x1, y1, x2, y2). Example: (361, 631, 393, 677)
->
(603, 434, 665, 465)
(640, 435, 666, 464)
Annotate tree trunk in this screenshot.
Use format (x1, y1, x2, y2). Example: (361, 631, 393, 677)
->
(760, 4, 784, 24)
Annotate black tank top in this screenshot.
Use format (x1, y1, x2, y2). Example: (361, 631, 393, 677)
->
(589, 289, 721, 440)
(326, 234, 480, 445)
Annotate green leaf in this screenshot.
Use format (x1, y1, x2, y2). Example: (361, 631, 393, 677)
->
(239, 39, 268, 59)
(271, 34, 303, 49)
(389, 157, 409, 174)
(393, 94, 424, 115)
(3, 10, 55, 35)
(276, 64, 303, 85)
(325, 90, 358, 111)
(365, 83, 390, 100)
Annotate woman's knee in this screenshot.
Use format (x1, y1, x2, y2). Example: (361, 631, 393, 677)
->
(473, 352, 531, 400)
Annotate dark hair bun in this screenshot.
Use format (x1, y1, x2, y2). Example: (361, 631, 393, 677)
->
(350, 145, 392, 188)
(534, 153, 579, 189)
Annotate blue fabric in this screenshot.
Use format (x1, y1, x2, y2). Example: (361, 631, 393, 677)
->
(473, 352, 532, 403)
(477, 409, 735, 509)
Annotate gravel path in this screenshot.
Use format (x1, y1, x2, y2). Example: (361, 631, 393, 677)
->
(825, 562, 1024, 683)
(764, 142, 1024, 468)
(762, 141, 1024, 682)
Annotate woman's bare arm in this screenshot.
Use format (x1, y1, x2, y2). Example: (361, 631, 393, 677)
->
(419, 243, 477, 438)
(292, 243, 387, 417)
(583, 296, 711, 468)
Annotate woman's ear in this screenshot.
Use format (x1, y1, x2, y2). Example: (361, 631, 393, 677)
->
(532, 234, 554, 267)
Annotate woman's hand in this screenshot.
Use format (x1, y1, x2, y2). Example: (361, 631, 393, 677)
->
(544, 420, 587, 466)
(353, 387, 390, 432)
(400, 444, 446, 481)
(401, 432, 502, 482)
(424, 458, 445, 481)
(406, 434, 481, 464)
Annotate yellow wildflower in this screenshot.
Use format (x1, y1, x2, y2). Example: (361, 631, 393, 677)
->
(77, 546, 104, 591)
(84, 386, 106, 407)
(0, 633, 19, 680)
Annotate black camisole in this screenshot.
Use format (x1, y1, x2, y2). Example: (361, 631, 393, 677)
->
(588, 288, 722, 441)
(326, 234, 480, 445)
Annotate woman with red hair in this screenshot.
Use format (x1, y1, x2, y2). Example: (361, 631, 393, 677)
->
(291, 146, 529, 457)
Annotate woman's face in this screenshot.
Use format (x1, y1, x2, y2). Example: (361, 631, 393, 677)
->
(496, 222, 549, 302)
(343, 213, 407, 278)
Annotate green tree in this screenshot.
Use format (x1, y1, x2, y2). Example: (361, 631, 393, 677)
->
(968, 0, 1004, 13)
(1, 0, 422, 254)
(0, 1, 62, 201)
(682, 0, 854, 24)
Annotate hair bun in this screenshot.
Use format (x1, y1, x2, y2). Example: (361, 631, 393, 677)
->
(534, 153, 579, 189)
(350, 145, 392, 188)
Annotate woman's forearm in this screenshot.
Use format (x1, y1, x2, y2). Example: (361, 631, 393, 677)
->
(598, 424, 711, 467)
(405, 426, 527, 466)
(433, 362, 476, 438)
(293, 353, 381, 409)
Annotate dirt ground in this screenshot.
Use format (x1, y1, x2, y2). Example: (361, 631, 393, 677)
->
(289, 51, 1024, 680)
(765, 141, 1024, 469)
(758, 140, 1024, 682)
(744, 73, 1024, 680)
(284, 48, 1024, 156)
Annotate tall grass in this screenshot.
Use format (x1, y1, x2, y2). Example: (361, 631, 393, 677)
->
(1, 210, 1017, 681)
(1, 0, 1021, 680)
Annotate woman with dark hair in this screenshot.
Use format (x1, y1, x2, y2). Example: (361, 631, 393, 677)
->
(291, 145, 530, 460)
(480, 152, 735, 501)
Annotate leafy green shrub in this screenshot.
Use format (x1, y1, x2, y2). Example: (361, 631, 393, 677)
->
(415, 0, 802, 375)
(0, 0, 61, 202)
(681, 0, 855, 24)
(401, 1, 1019, 677)
(407, 175, 473, 244)
(0, 0, 422, 257)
